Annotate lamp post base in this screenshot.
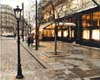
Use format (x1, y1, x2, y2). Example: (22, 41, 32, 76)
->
(16, 64, 24, 79)
(16, 75, 24, 79)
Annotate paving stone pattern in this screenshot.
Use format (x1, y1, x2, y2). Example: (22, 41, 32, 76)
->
(1, 37, 100, 80)
(0, 37, 49, 80)
(23, 41, 100, 80)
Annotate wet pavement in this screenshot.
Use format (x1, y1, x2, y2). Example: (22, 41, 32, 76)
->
(0, 37, 48, 80)
(0, 36, 100, 80)
(21, 40, 100, 80)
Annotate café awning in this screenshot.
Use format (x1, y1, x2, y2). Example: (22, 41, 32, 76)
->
(39, 21, 76, 30)
(58, 22, 76, 27)
(39, 21, 53, 29)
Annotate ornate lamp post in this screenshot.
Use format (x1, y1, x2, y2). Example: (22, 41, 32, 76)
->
(14, 6, 24, 79)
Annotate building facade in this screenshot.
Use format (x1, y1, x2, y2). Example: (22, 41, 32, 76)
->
(0, 4, 17, 35)
(0, 4, 30, 37)
(39, 0, 100, 47)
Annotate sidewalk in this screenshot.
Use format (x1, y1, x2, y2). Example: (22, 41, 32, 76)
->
(21, 41, 100, 80)
(0, 37, 51, 80)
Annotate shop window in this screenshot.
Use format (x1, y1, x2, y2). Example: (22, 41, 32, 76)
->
(48, 30, 53, 37)
(64, 30, 68, 37)
(93, 11, 100, 27)
(52, 30, 54, 37)
(83, 30, 90, 39)
(72, 30, 74, 38)
(43, 30, 47, 37)
(82, 11, 100, 41)
(82, 13, 92, 27)
(92, 29, 100, 40)
(58, 31, 61, 37)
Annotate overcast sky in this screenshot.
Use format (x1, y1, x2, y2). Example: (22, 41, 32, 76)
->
(0, 0, 40, 11)
(0, 0, 40, 26)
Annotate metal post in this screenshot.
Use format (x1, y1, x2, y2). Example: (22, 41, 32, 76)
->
(29, 12, 31, 34)
(35, 0, 38, 50)
(54, 21, 57, 55)
(22, 3, 24, 41)
(16, 19, 24, 79)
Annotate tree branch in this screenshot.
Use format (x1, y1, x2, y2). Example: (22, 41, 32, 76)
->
(92, 0, 99, 6)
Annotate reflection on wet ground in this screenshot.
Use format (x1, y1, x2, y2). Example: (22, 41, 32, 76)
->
(1, 37, 100, 80)
(36, 41, 100, 79)
(17, 40, 100, 80)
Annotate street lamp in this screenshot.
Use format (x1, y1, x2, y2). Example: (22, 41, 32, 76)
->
(14, 6, 24, 79)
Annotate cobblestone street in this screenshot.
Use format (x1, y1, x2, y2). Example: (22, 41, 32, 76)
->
(0, 37, 49, 80)
(0, 37, 100, 80)
(0, 0, 100, 80)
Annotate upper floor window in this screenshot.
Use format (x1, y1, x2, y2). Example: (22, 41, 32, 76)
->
(82, 11, 100, 28)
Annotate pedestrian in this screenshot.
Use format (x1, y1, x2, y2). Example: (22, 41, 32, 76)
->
(27, 34, 31, 47)
(27, 34, 34, 47)
(30, 34, 34, 47)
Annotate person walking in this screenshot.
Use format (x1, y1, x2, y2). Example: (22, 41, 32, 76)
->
(27, 34, 34, 47)
(30, 34, 34, 47)
(27, 34, 31, 47)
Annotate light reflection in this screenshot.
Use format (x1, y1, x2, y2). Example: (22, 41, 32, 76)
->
(40, 55, 48, 62)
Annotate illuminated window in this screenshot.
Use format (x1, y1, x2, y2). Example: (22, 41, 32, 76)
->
(92, 29, 100, 40)
(58, 31, 61, 37)
(93, 11, 100, 26)
(83, 30, 90, 39)
(64, 30, 68, 37)
(82, 11, 100, 28)
(52, 30, 54, 37)
(82, 13, 92, 27)
(43, 30, 47, 37)
(72, 30, 74, 38)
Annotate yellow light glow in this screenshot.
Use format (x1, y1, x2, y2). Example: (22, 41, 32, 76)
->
(64, 30, 68, 37)
(39, 29, 43, 31)
(83, 30, 90, 39)
(58, 31, 61, 37)
(52, 30, 54, 37)
(92, 29, 100, 40)
(72, 30, 74, 38)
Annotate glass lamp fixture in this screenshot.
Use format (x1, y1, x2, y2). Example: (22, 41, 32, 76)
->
(14, 6, 22, 20)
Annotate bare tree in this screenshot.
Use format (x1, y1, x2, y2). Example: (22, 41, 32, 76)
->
(49, 0, 64, 55)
